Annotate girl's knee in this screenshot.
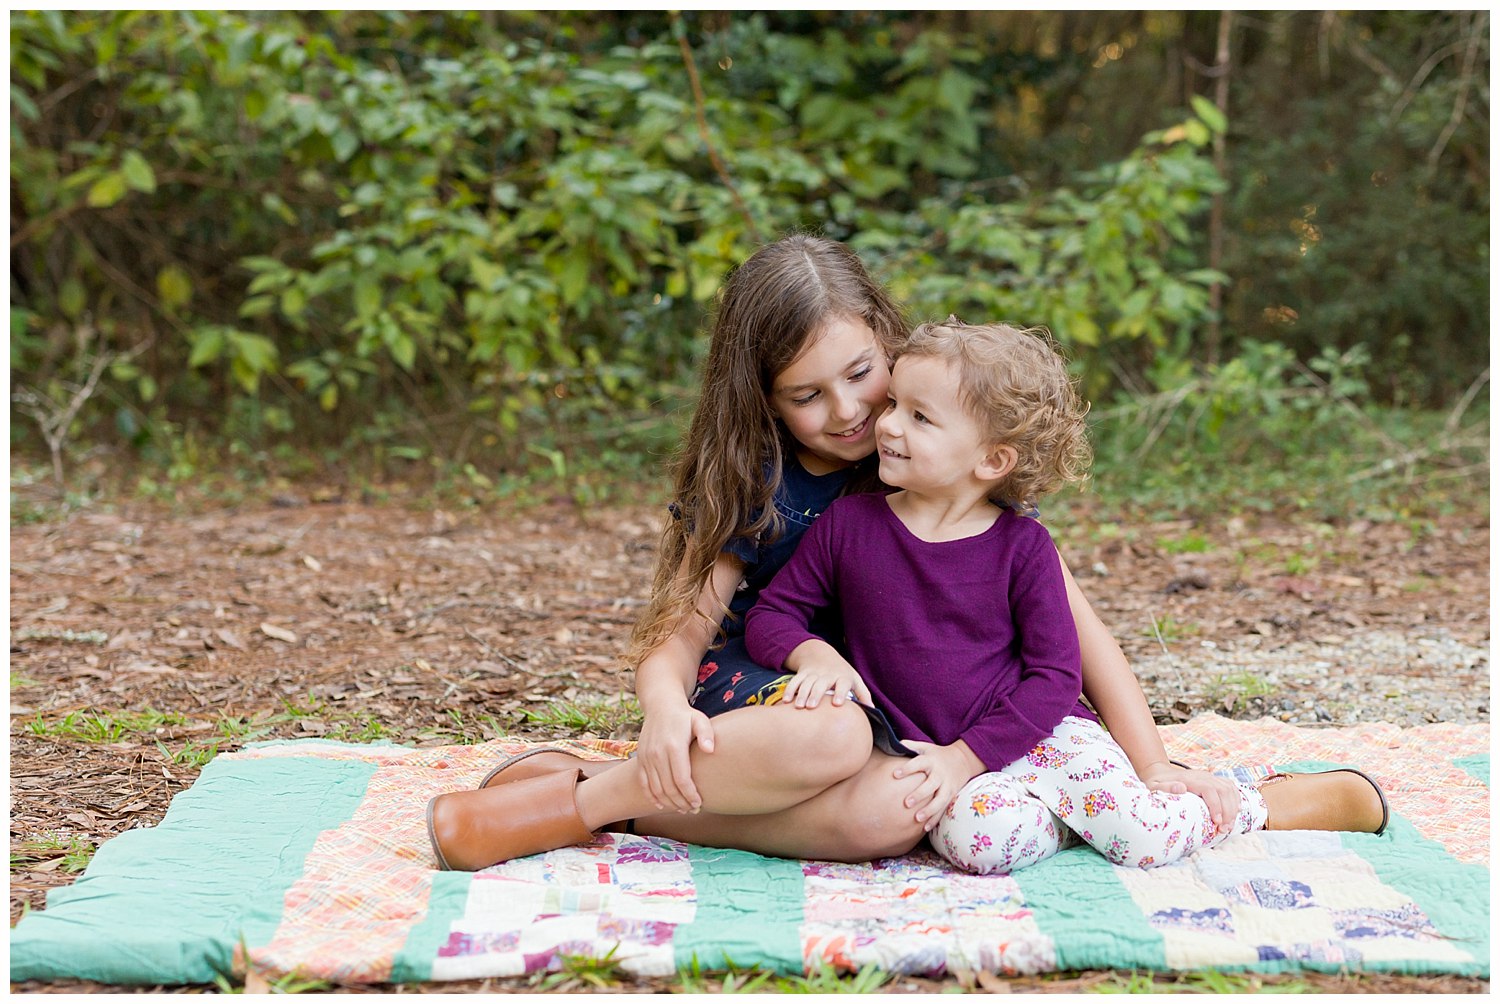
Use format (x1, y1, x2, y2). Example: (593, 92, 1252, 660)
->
(769, 702, 873, 783)
(820, 761, 927, 861)
(833, 811, 924, 862)
(933, 776, 1066, 874)
(1079, 789, 1215, 869)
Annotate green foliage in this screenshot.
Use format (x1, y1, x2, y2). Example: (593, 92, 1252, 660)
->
(11, 11, 1228, 472)
(868, 107, 1229, 396)
(10, 11, 1485, 491)
(1217, 12, 1488, 405)
(1082, 336, 1488, 519)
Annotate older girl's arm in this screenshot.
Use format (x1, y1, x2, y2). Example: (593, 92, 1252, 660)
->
(1061, 556, 1242, 831)
(633, 551, 745, 813)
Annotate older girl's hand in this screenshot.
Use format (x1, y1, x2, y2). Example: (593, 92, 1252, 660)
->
(634, 701, 716, 814)
(892, 740, 984, 831)
(1141, 761, 1242, 835)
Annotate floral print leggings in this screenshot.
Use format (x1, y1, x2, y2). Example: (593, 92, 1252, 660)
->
(932, 716, 1269, 874)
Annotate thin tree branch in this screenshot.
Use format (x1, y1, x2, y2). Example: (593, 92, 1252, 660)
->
(1443, 367, 1489, 437)
(673, 16, 761, 244)
(36, 66, 103, 113)
(1391, 39, 1469, 124)
(1324, 12, 1401, 84)
(1205, 10, 1233, 365)
(1427, 12, 1485, 175)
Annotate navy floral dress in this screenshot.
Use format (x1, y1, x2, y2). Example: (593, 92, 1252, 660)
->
(689, 456, 856, 716)
(684, 456, 916, 758)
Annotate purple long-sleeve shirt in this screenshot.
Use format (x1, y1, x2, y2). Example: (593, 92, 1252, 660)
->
(745, 493, 1094, 771)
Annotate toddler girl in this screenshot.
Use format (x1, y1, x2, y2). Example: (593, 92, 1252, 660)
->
(746, 318, 1388, 872)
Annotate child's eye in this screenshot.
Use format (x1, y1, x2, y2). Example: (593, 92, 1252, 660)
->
(914, 411, 930, 425)
(792, 391, 818, 406)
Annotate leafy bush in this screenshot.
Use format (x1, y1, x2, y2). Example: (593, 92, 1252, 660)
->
(10, 11, 1485, 497)
(11, 11, 1228, 472)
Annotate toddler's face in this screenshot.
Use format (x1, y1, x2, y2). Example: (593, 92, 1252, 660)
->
(876, 355, 993, 495)
(767, 316, 890, 475)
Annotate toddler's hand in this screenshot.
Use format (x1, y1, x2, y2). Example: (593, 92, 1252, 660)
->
(782, 648, 872, 709)
(892, 740, 983, 832)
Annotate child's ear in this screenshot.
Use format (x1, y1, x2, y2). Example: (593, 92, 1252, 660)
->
(977, 444, 1018, 482)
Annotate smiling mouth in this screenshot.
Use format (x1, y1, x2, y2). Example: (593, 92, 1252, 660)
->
(831, 417, 869, 440)
(879, 445, 908, 460)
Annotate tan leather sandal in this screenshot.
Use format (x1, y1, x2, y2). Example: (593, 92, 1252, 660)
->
(427, 769, 595, 871)
(476, 748, 625, 790)
(1258, 767, 1389, 835)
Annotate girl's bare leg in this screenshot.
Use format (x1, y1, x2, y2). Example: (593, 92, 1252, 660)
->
(572, 701, 875, 831)
(631, 748, 930, 862)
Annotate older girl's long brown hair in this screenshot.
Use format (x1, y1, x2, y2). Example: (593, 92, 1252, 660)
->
(627, 234, 907, 668)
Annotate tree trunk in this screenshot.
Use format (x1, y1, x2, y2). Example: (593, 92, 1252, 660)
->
(1206, 10, 1233, 365)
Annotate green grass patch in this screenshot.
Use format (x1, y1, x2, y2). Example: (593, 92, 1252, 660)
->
(325, 713, 390, 744)
(1142, 614, 1196, 646)
(1091, 969, 1312, 993)
(26, 708, 189, 743)
(11, 834, 95, 873)
(673, 959, 891, 994)
(155, 737, 223, 769)
(531, 945, 628, 992)
(1206, 671, 1276, 704)
(520, 696, 643, 735)
(419, 709, 507, 745)
(1157, 532, 1210, 554)
(1083, 361, 1488, 522)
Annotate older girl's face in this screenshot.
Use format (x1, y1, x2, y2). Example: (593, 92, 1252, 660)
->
(767, 316, 891, 475)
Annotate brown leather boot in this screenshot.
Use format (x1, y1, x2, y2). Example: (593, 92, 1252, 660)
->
(1259, 768, 1389, 835)
(477, 748, 626, 790)
(427, 768, 594, 871)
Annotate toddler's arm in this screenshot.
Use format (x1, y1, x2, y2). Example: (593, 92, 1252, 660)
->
(956, 525, 1085, 770)
(744, 507, 842, 682)
(1059, 556, 1241, 830)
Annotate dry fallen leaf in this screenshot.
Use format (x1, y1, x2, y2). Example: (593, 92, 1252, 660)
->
(260, 622, 299, 644)
(215, 628, 247, 651)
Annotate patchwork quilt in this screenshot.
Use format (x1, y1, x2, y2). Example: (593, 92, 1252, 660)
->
(10, 714, 1489, 985)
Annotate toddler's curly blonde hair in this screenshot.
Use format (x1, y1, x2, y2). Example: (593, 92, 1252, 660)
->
(900, 317, 1091, 509)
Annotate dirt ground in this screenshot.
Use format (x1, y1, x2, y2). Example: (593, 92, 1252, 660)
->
(9, 492, 1490, 993)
